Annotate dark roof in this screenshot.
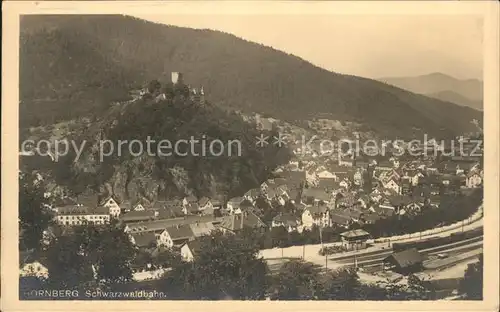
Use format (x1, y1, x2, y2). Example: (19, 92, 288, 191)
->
(305, 204, 328, 216)
(384, 248, 423, 268)
(341, 208, 363, 219)
(198, 196, 211, 207)
(184, 195, 198, 203)
(244, 188, 261, 198)
(240, 199, 254, 209)
(120, 210, 156, 222)
(362, 213, 382, 223)
(317, 178, 340, 190)
(273, 213, 299, 225)
(131, 232, 156, 247)
(340, 229, 370, 238)
(186, 202, 200, 213)
(182, 239, 203, 257)
(302, 188, 331, 202)
(228, 196, 244, 204)
(76, 193, 99, 208)
(189, 221, 215, 237)
(119, 201, 132, 211)
(330, 213, 352, 225)
(220, 211, 267, 231)
(166, 224, 195, 240)
(52, 197, 77, 207)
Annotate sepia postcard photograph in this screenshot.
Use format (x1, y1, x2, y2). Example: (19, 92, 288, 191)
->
(2, 1, 499, 311)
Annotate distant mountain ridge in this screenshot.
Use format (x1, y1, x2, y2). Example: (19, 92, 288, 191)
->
(20, 15, 482, 138)
(380, 73, 483, 111)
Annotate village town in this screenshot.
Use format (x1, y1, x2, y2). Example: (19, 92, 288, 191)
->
(20, 109, 484, 289)
(14, 11, 490, 302)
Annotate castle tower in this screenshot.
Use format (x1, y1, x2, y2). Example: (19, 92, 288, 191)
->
(171, 72, 184, 85)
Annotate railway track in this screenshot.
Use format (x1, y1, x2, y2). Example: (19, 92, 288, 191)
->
(334, 235, 483, 272)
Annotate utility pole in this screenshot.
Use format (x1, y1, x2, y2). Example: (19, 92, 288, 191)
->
(325, 253, 328, 272)
(281, 247, 284, 259)
(302, 244, 305, 260)
(319, 220, 324, 249)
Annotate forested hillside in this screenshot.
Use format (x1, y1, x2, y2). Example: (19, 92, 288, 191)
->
(20, 15, 482, 137)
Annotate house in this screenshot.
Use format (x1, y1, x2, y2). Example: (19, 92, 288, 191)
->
(239, 199, 255, 213)
(243, 188, 261, 203)
(182, 202, 201, 215)
(336, 193, 357, 209)
(119, 200, 133, 213)
(341, 208, 364, 223)
(406, 170, 425, 186)
(357, 195, 371, 209)
(226, 197, 244, 214)
(352, 169, 364, 186)
(383, 178, 402, 195)
(180, 240, 203, 262)
(133, 203, 146, 211)
(375, 160, 393, 171)
(301, 187, 332, 205)
(317, 178, 340, 192)
(19, 251, 49, 278)
(54, 206, 110, 226)
(182, 195, 198, 207)
(405, 201, 424, 213)
(338, 156, 354, 167)
(211, 198, 224, 210)
(272, 213, 301, 232)
(329, 213, 353, 228)
(265, 188, 278, 201)
(189, 221, 215, 238)
(287, 188, 301, 203)
(383, 248, 424, 275)
(360, 213, 381, 225)
(162, 224, 195, 248)
(466, 171, 482, 188)
(316, 170, 336, 180)
(276, 171, 306, 190)
(301, 204, 330, 228)
(400, 178, 412, 195)
(130, 232, 157, 248)
(219, 211, 267, 234)
(340, 229, 371, 250)
(373, 203, 395, 217)
(198, 197, 213, 211)
(100, 196, 121, 218)
(20, 260, 49, 279)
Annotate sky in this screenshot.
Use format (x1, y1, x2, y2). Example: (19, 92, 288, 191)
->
(135, 14, 483, 80)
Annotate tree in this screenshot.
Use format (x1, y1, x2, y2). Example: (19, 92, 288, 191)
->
(45, 223, 136, 290)
(459, 254, 483, 300)
(45, 234, 95, 290)
(162, 230, 268, 299)
(268, 260, 323, 300)
(19, 172, 53, 251)
(318, 268, 362, 300)
(270, 226, 289, 248)
(93, 225, 136, 287)
(147, 79, 161, 94)
(154, 248, 182, 269)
